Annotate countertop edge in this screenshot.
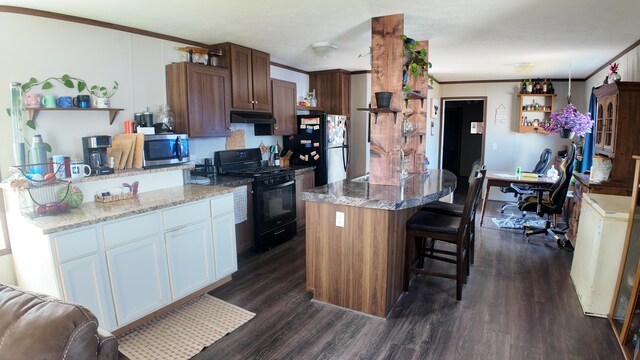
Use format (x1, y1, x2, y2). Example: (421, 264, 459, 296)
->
(300, 187, 454, 210)
(34, 185, 233, 235)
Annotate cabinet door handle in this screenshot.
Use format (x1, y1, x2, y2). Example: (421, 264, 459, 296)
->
(275, 126, 278, 130)
(254, 101, 258, 104)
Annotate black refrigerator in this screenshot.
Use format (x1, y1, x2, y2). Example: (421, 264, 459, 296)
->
(282, 114, 349, 186)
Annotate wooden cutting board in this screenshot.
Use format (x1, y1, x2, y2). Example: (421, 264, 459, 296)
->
(132, 133, 144, 169)
(107, 148, 123, 170)
(112, 135, 135, 169)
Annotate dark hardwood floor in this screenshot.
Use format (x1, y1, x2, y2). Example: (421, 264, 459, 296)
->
(192, 200, 621, 360)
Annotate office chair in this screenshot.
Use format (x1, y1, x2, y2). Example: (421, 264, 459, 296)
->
(517, 144, 575, 250)
(499, 148, 552, 214)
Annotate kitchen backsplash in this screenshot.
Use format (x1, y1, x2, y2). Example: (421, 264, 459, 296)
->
(189, 123, 282, 164)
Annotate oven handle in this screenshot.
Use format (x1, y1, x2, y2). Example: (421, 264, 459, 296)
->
(262, 180, 295, 189)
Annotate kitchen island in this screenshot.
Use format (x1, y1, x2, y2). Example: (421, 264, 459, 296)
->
(2, 183, 238, 333)
(300, 170, 457, 317)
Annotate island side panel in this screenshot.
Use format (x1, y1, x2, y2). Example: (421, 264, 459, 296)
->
(385, 206, 420, 310)
(305, 200, 419, 317)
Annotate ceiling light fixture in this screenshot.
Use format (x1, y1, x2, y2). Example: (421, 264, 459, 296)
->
(513, 63, 535, 74)
(310, 42, 339, 58)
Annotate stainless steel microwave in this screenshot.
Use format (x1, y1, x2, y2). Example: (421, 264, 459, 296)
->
(143, 134, 190, 168)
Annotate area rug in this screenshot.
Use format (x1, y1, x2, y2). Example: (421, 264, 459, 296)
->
(492, 215, 546, 229)
(118, 295, 255, 360)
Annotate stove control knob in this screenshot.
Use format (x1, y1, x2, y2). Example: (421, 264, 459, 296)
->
(263, 179, 269, 185)
(269, 178, 274, 184)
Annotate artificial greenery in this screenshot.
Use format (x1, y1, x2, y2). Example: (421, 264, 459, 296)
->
(89, 81, 119, 98)
(402, 35, 432, 97)
(21, 74, 88, 94)
(6, 74, 119, 154)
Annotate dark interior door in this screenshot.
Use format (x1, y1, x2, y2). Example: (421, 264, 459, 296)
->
(443, 107, 462, 176)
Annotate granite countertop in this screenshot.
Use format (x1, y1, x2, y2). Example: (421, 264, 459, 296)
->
(300, 170, 457, 210)
(27, 184, 232, 234)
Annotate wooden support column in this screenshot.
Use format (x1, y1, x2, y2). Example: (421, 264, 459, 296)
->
(403, 40, 429, 174)
(369, 14, 404, 186)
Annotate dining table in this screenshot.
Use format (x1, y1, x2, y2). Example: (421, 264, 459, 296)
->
(480, 170, 556, 226)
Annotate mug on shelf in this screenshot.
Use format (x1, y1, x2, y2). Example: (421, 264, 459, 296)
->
(73, 95, 91, 108)
(41, 94, 57, 108)
(70, 161, 92, 178)
(56, 96, 73, 108)
(124, 120, 135, 134)
(93, 97, 110, 109)
(51, 154, 66, 179)
(23, 93, 42, 108)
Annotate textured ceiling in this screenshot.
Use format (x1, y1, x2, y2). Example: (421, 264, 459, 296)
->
(2, 0, 639, 81)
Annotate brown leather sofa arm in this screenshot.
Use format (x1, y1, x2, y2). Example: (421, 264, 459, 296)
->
(0, 284, 118, 360)
(97, 328, 119, 360)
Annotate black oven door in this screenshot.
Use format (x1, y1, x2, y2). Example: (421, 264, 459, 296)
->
(254, 179, 296, 235)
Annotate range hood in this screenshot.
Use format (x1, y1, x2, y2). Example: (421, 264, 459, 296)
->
(230, 110, 276, 124)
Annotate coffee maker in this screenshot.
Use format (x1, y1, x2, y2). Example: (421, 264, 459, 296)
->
(82, 135, 114, 175)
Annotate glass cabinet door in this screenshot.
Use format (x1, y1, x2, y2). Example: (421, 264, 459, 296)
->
(611, 181, 640, 349)
(595, 103, 604, 150)
(604, 96, 617, 153)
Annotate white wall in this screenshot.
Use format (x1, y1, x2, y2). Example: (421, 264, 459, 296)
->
(584, 44, 640, 110)
(0, 254, 16, 285)
(426, 81, 442, 168)
(439, 80, 586, 201)
(0, 12, 310, 287)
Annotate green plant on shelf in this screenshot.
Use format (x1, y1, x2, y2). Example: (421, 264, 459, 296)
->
(402, 35, 432, 98)
(89, 81, 119, 98)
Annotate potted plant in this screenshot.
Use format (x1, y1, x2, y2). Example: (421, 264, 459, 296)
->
(89, 81, 119, 108)
(402, 35, 432, 96)
(372, 67, 393, 108)
(541, 104, 593, 138)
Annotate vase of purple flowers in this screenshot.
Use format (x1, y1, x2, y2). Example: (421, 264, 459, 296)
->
(541, 103, 593, 138)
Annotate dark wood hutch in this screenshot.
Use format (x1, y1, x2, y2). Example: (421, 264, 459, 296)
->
(568, 82, 640, 242)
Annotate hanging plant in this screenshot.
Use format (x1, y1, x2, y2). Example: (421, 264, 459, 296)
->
(541, 104, 593, 137)
(402, 35, 432, 97)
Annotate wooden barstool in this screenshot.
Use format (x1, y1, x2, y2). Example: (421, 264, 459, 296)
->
(420, 167, 486, 267)
(404, 172, 484, 301)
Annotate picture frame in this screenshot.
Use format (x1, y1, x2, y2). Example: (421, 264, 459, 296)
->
(430, 98, 439, 118)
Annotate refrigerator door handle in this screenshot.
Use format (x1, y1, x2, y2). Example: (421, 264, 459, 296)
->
(342, 146, 348, 172)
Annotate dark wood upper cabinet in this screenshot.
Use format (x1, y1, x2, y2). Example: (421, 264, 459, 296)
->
(166, 62, 231, 137)
(212, 43, 272, 112)
(593, 81, 640, 183)
(309, 70, 350, 116)
(251, 50, 272, 111)
(271, 79, 297, 135)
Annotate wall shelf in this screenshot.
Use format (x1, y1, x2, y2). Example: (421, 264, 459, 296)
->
(26, 107, 124, 125)
(403, 92, 426, 108)
(403, 131, 425, 144)
(357, 107, 402, 124)
(518, 93, 555, 133)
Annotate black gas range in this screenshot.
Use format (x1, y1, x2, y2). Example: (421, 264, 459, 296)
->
(214, 148, 297, 252)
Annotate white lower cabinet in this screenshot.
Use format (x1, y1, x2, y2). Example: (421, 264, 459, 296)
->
(106, 234, 171, 325)
(165, 220, 215, 300)
(212, 212, 238, 278)
(570, 193, 631, 317)
(58, 253, 117, 331)
(35, 193, 238, 330)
